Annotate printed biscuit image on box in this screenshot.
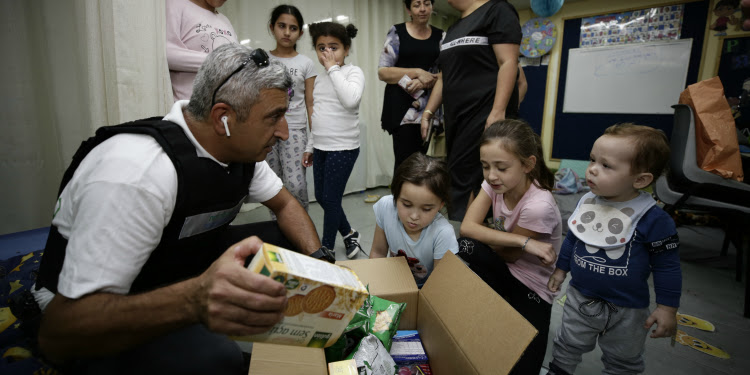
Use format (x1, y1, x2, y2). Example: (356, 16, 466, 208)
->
(235, 243, 369, 348)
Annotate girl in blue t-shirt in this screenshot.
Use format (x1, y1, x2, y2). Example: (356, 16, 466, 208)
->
(369, 152, 458, 285)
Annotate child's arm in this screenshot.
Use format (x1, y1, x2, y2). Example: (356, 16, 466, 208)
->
(644, 305, 677, 339)
(302, 76, 316, 168)
(370, 225, 389, 259)
(547, 233, 576, 292)
(304, 76, 315, 132)
(645, 211, 682, 339)
(547, 268, 567, 292)
(645, 246, 681, 339)
(327, 66, 365, 111)
(460, 191, 555, 265)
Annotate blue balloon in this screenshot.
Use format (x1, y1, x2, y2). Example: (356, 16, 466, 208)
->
(530, 0, 564, 17)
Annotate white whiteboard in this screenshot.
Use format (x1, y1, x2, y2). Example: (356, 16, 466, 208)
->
(563, 39, 692, 114)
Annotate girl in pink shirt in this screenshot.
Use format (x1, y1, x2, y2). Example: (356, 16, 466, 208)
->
(459, 119, 562, 375)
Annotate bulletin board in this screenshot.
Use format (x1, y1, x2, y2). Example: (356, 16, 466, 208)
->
(519, 65, 548, 135)
(551, 0, 708, 161)
(715, 35, 750, 99)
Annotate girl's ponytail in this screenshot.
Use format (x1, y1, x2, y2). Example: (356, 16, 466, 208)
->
(345, 24, 358, 39)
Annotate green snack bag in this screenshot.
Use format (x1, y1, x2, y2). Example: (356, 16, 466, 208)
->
(325, 285, 375, 362)
(369, 296, 406, 351)
(326, 290, 407, 362)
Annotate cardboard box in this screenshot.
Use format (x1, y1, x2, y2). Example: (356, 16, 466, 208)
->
(236, 244, 369, 348)
(249, 252, 537, 375)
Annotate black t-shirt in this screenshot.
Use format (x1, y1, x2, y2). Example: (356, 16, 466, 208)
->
(437, 0, 522, 128)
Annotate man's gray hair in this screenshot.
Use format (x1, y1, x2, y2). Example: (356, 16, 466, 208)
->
(186, 44, 292, 122)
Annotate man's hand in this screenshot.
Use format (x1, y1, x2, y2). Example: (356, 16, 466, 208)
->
(644, 304, 678, 339)
(547, 268, 567, 293)
(524, 238, 557, 265)
(193, 236, 287, 336)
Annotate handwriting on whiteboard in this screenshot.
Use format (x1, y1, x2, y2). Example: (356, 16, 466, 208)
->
(594, 47, 659, 77)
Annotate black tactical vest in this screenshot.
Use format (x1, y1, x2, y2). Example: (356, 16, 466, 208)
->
(36, 117, 255, 294)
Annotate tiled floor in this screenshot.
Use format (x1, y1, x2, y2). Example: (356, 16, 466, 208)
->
(234, 187, 750, 374)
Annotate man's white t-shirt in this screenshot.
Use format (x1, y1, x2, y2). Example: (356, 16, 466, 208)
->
(32, 101, 283, 310)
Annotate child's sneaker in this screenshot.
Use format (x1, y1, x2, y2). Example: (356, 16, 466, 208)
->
(343, 230, 362, 259)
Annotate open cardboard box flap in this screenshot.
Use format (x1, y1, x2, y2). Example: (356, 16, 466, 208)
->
(338, 256, 419, 330)
(417, 251, 537, 374)
(250, 252, 537, 374)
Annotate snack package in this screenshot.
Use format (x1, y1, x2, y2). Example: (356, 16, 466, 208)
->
(235, 243, 369, 348)
(390, 331, 431, 375)
(396, 364, 432, 375)
(398, 74, 424, 99)
(348, 334, 399, 375)
(326, 293, 407, 362)
(369, 296, 406, 351)
(328, 359, 359, 375)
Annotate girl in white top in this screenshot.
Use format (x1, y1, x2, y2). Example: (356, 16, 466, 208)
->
(303, 22, 365, 258)
(370, 153, 458, 287)
(265, 5, 317, 215)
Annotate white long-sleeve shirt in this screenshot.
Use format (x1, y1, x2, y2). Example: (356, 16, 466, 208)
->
(307, 64, 365, 152)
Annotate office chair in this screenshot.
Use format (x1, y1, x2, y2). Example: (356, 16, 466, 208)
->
(654, 104, 750, 317)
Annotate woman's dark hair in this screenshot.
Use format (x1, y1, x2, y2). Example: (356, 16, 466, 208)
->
(269, 5, 304, 50)
(479, 119, 555, 191)
(403, 0, 434, 9)
(391, 153, 450, 205)
(308, 22, 358, 49)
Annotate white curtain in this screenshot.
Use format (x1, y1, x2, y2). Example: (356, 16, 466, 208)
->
(0, 0, 171, 234)
(0, 0, 416, 234)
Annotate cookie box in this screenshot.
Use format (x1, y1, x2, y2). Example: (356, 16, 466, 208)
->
(235, 243, 369, 348)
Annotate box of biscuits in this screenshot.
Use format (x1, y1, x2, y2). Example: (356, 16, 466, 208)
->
(236, 243, 369, 348)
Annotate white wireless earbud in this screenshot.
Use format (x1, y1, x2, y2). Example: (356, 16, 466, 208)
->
(221, 116, 231, 137)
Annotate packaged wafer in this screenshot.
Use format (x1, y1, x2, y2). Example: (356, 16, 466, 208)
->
(390, 331, 431, 375)
(235, 243, 369, 348)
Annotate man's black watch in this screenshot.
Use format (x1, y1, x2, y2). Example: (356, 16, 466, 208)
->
(310, 246, 336, 264)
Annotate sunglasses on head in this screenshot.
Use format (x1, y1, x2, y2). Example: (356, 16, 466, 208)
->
(211, 48, 270, 107)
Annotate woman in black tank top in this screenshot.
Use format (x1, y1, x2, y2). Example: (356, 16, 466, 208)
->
(377, 0, 443, 176)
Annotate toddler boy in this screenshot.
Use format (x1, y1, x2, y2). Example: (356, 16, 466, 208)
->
(547, 124, 681, 374)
